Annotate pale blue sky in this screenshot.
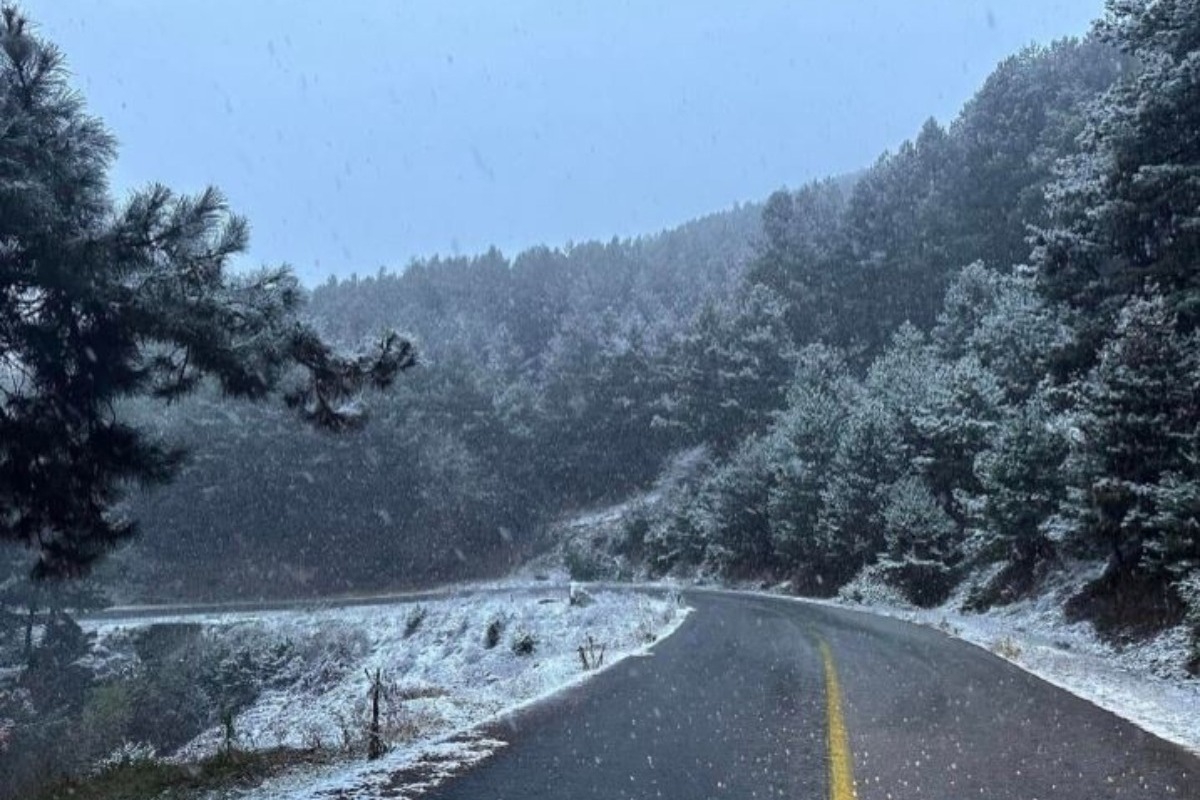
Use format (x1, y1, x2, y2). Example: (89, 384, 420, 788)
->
(26, 1, 1103, 284)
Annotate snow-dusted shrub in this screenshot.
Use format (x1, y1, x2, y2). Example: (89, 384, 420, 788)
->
(838, 563, 911, 608)
(568, 583, 594, 607)
(632, 597, 676, 644)
(484, 617, 505, 649)
(991, 636, 1022, 661)
(285, 626, 371, 692)
(93, 740, 157, 774)
(634, 617, 658, 644)
(1178, 572, 1200, 676)
(78, 682, 135, 767)
(510, 630, 537, 656)
(120, 626, 233, 753)
(874, 558, 956, 608)
(404, 606, 427, 638)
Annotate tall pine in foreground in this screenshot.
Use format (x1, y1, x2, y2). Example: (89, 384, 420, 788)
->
(0, 8, 414, 577)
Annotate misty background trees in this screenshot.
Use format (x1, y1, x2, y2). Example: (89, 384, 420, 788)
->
(3, 3, 1198, 797)
(0, 2, 1196, 667)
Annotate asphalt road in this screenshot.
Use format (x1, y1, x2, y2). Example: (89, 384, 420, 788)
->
(422, 590, 1199, 800)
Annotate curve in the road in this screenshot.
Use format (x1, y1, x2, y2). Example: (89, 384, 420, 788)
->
(419, 590, 1198, 800)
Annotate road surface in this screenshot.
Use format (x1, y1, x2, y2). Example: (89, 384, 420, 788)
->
(421, 590, 1199, 800)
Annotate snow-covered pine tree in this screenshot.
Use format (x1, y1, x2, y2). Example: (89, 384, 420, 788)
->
(1033, 0, 1200, 347)
(815, 392, 907, 586)
(970, 392, 1072, 606)
(766, 346, 854, 583)
(1070, 295, 1199, 585)
(877, 475, 960, 606)
(657, 284, 796, 453)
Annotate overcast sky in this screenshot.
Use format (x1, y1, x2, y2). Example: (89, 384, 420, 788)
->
(27, 1, 1103, 285)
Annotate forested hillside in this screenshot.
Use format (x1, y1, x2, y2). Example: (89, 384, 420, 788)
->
(91, 203, 767, 598)
(5, 4, 1194, 679)
(616, 6, 1200, 673)
(105, 33, 1136, 603)
(7, 4, 1200, 798)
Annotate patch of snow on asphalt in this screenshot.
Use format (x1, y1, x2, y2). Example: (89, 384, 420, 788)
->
(84, 586, 689, 798)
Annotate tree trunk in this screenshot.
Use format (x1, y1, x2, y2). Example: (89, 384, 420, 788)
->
(366, 668, 383, 760)
(24, 605, 34, 665)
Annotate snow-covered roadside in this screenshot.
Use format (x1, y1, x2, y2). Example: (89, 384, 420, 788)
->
(756, 565, 1200, 756)
(518, 439, 1200, 758)
(543, 503, 1199, 761)
(82, 585, 690, 799)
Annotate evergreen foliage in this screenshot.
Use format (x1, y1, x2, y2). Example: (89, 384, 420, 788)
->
(2, 2, 1194, 659)
(0, 9, 412, 577)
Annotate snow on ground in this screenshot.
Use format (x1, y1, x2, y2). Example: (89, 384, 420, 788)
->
(547, 490, 1200, 756)
(808, 562, 1200, 755)
(82, 584, 689, 799)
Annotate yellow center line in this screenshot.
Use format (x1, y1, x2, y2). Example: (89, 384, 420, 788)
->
(820, 639, 858, 800)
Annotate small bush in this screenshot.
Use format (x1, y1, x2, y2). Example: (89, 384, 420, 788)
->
(961, 557, 1051, 612)
(837, 563, 910, 607)
(393, 684, 447, 701)
(484, 618, 504, 649)
(78, 683, 135, 768)
(568, 583, 594, 607)
(876, 558, 956, 608)
(93, 740, 157, 775)
(403, 606, 427, 639)
(992, 636, 1022, 660)
(635, 614, 658, 644)
(564, 545, 606, 581)
(510, 630, 537, 656)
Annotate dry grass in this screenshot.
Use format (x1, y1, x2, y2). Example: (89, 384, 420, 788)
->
(32, 748, 336, 800)
(394, 684, 448, 701)
(992, 636, 1023, 660)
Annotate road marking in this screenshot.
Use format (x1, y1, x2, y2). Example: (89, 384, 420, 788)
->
(820, 640, 858, 800)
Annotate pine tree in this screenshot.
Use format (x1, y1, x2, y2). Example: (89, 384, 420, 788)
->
(0, 9, 414, 576)
(766, 346, 853, 577)
(1033, 0, 1200, 347)
(934, 262, 1073, 402)
(699, 435, 778, 577)
(974, 393, 1071, 571)
(877, 476, 960, 606)
(951, 38, 1122, 269)
(657, 285, 796, 452)
(1071, 295, 1199, 579)
(815, 393, 907, 584)
(748, 181, 847, 344)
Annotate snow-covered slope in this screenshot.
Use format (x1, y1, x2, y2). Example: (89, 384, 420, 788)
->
(533, 490, 1200, 756)
(823, 563, 1200, 755)
(83, 585, 689, 798)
